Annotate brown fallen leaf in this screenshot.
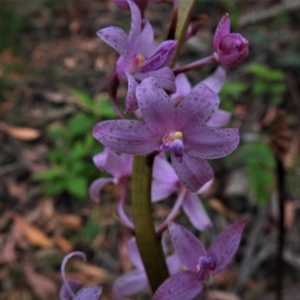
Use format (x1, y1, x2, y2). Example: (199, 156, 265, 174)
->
(53, 235, 73, 253)
(72, 260, 108, 283)
(24, 264, 56, 299)
(209, 198, 237, 222)
(55, 213, 82, 231)
(0, 121, 41, 141)
(13, 214, 54, 248)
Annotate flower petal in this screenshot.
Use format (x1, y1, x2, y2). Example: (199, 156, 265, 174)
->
(199, 66, 226, 94)
(89, 178, 115, 203)
(124, 72, 139, 113)
(171, 73, 192, 101)
(73, 286, 103, 300)
(176, 83, 220, 130)
(207, 109, 231, 127)
(135, 67, 176, 92)
(136, 77, 176, 133)
(152, 271, 203, 300)
(171, 152, 214, 193)
(208, 219, 245, 274)
(93, 120, 159, 155)
(127, 238, 143, 269)
(113, 269, 148, 299)
(59, 280, 82, 300)
(135, 20, 157, 57)
(184, 127, 239, 159)
(213, 13, 230, 51)
(182, 192, 212, 231)
(168, 222, 207, 272)
(127, 0, 142, 52)
(153, 154, 178, 183)
(152, 179, 178, 202)
(97, 27, 128, 58)
(140, 40, 178, 73)
(93, 147, 131, 178)
(166, 253, 182, 275)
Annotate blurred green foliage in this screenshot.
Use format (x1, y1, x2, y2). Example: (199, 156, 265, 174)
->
(238, 142, 275, 204)
(32, 92, 115, 199)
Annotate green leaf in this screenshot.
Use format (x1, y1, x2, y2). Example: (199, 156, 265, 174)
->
(31, 169, 62, 181)
(66, 113, 95, 137)
(71, 89, 94, 109)
(78, 217, 101, 243)
(65, 176, 87, 198)
(239, 143, 275, 204)
(44, 180, 66, 196)
(247, 63, 285, 81)
(94, 97, 116, 119)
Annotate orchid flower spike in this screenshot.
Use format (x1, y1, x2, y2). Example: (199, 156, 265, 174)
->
(213, 13, 249, 67)
(94, 77, 239, 192)
(152, 220, 245, 300)
(171, 66, 231, 127)
(59, 252, 102, 300)
(113, 237, 181, 299)
(89, 147, 132, 203)
(98, 0, 177, 112)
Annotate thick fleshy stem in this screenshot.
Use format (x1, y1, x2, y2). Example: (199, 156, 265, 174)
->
(132, 155, 169, 292)
(173, 54, 216, 74)
(156, 186, 187, 235)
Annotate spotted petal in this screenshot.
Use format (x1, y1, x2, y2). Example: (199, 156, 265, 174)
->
(207, 109, 231, 127)
(93, 120, 159, 155)
(176, 84, 220, 129)
(140, 40, 178, 73)
(208, 219, 245, 274)
(169, 222, 207, 272)
(213, 13, 230, 51)
(184, 127, 239, 159)
(127, 0, 142, 52)
(152, 271, 203, 300)
(171, 151, 214, 193)
(97, 27, 128, 58)
(136, 77, 176, 133)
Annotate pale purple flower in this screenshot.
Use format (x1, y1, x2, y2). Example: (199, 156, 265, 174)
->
(171, 66, 231, 128)
(152, 220, 245, 300)
(152, 154, 213, 231)
(60, 252, 102, 300)
(98, 0, 177, 112)
(89, 147, 132, 203)
(213, 13, 249, 67)
(93, 77, 239, 192)
(113, 237, 181, 299)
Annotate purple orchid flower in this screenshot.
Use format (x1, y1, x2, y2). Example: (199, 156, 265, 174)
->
(93, 77, 239, 192)
(89, 147, 134, 229)
(89, 147, 132, 203)
(152, 154, 213, 231)
(213, 13, 249, 68)
(114, 236, 181, 299)
(60, 252, 102, 300)
(97, 0, 177, 113)
(171, 66, 231, 128)
(152, 220, 245, 300)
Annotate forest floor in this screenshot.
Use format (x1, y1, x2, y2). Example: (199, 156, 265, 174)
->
(1, 0, 300, 299)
